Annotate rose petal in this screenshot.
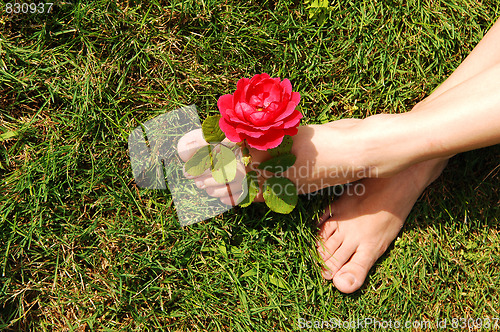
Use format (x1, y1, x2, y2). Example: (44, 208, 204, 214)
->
(219, 117, 243, 142)
(274, 102, 296, 123)
(217, 94, 234, 118)
(263, 101, 281, 114)
(275, 92, 301, 121)
(247, 110, 267, 123)
(248, 109, 277, 126)
(262, 83, 283, 107)
(235, 124, 265, 138)
(248, 93, 263, 107)
(237, 101, 257, 122)
(252, 119, 284, 131)
(280, 78, 292, 97)
(283, 126, 298, 137)
(244, 129, 285, 150)
(236, 77, 250, 92)
(223, 105, 250, 125)
(234, 78, 251, 105)
(291, 91, 301, 105)
(282, 109, 303, 129)
(247, 78, 276, 105)
(249, 73, 270, 85)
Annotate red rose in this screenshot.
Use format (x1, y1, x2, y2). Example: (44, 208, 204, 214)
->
(217, 73, 302, 150)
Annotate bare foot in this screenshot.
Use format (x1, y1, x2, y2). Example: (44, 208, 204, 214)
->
(177, 129, 247, 205)
(177, 119, 366, 204)
(317, 158, 448, 293)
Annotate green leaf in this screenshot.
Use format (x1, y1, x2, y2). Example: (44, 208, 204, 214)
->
(218, 244, 228, 260)
(211, 145, 237, 184)
(184, 145, 212, 177)
(268, 135, 293, 156)
(268, 274, 289, 290)
(307, 0, 329, 8)
(241, 146, 249, 155)
(306, 0, 331, 22)
(257, 153, 296, 174)
(238, 171, 259, 207)
(240, 267, 257, 278)
(262, 176, 298, 214)
(0, 130, 18, 142)
(202, 115, 226, 143)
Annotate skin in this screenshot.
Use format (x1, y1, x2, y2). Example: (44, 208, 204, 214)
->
(178, 18, 500, 293)
(316, 18, 500, 292)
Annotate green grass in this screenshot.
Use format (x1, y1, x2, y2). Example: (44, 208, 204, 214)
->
(1, 0, 499, 330)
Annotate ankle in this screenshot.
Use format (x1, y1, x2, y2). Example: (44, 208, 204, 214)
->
(406, 158, 448, 193)
(354, 113, 408, 177)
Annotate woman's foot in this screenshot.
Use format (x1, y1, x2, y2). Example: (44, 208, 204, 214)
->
(177, 120, 448, 294)
(177, 119, 367, 204)
(317, 158, 448, 293)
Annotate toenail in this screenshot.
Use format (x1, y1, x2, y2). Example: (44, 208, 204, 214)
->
(337, 273, 356, 286)
(317, 247, 327, 259)
(322, 270, 333, 279)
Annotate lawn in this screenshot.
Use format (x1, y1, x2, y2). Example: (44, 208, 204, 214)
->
(1, 0, 499, 330)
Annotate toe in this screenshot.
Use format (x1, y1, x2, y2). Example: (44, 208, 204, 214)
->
(183, 166, 211, 180)
(318, 218, 338, 242)
(321, 241, 357, 280)
(205, 181, 243, 198)
(317, 204, 334, 227)
(317, 229, 342, 261)
(220, 192, 242, 206)
(194, 179, 206, 189)
(177, 129, 207, 162)
(203, 168, 245, 187)
(332, 247, 379, 293)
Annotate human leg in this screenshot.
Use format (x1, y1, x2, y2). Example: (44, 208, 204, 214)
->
(317, 18, 500, 293)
